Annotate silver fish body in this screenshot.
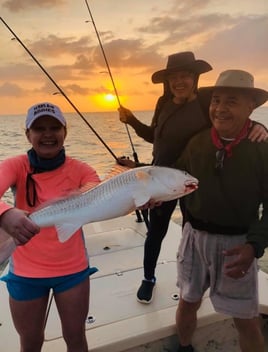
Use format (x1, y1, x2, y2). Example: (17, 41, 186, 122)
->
(0, 166, 198, 262)
(29, 166, 198, 242)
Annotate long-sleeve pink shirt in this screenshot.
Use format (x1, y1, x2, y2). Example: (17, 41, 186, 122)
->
(0, 155, 100, 278)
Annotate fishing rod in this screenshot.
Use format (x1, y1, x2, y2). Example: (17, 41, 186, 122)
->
(0, 16, 118, 161)
(84, 2, 149, 227)
(84, 0, 139, 164)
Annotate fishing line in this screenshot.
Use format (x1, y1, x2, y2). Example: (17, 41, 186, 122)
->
(84, 2, 149, 227)
(1, 16, 149, 227)
(84, 0, 139, 163)
(0, 16, 118, 161)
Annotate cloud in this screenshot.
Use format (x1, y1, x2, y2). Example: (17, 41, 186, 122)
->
(28, 35, 93, 57)
(169, 0, 211, 15)
(0, 63, 42, 81)
(1, 0, 267, 111)
(2, 0, 66, 12)
(62, 83, 91, 95)
(135, 8, 268, 90)
(198, 15, 268, 83)
(91, 39, 161, 68)
(0, 82, 25, 96)
(0, 78, 92, 99)
(138, 12, 238, 49)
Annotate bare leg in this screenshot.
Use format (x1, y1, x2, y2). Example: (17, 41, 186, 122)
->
(233, 316, 264, 352)
(176, 297, 202, 346)
(9, 295, 50, 352)
(54, 278, 90, 352)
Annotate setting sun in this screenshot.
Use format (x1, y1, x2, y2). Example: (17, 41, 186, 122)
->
(92, 93, 127, 111)
(104, 93, 116, 102)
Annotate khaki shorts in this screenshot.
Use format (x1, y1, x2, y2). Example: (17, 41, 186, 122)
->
(176, 222, 259, 319)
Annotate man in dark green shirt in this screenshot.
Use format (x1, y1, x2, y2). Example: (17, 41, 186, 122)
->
(118, 52, 267, 307)
(175, 69, 268, 352)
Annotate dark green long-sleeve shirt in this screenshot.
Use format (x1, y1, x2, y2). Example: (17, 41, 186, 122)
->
(126, 97, 209, 166)
(175, 128, 268, 255)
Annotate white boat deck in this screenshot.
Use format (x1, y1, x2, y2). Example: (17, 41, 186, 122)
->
(0, 214, 268, 351)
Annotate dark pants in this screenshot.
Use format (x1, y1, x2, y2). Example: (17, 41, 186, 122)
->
(143, 198, 178, 280)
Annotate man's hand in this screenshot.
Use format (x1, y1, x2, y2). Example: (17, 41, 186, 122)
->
(137, 199, 162, 211)
(117, 156, 136, 168)
(223, 243, 255, 279)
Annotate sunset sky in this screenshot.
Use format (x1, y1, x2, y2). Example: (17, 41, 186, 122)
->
(0, 0, 267, 115)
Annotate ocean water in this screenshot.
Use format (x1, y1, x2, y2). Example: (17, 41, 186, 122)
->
(0, 107, 268, 272)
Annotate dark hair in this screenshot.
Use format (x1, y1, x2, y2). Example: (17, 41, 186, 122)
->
(152, 72, 200, 125)
(151, 82, 172, 128)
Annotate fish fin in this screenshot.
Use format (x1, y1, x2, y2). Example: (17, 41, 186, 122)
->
(55, 223, 83, 243)
(133, 189, 151, 207)
(103, 164, 150, 182)
(131, 170, 152, 207)
(78, 181, 100, 193)
(132, 177, 151, 207)
(81, 165, 129, 190)
(59, 181, 100, 195)
(103, 164, 130, 180)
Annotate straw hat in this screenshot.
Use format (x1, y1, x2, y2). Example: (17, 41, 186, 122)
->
(151, 51, 212, 84)
(198, 70, 268, 108)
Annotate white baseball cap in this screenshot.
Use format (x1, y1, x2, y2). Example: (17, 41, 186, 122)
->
(26, 102, 66, 129)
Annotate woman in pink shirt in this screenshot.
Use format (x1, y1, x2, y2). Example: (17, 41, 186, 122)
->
(0, 102, 100, 352)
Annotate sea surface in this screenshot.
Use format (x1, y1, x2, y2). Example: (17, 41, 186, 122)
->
(0, 107, 268, 272)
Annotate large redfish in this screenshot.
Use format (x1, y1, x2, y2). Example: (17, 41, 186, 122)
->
(0, 166, 198, 262)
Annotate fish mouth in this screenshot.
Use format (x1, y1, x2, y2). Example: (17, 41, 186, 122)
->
(184, 181, 198, 193)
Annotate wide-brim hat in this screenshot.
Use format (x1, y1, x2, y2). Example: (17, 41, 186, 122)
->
(151, 51, 212, 84)
(198, 69, 268, 108)
(26, 102, 66, 129)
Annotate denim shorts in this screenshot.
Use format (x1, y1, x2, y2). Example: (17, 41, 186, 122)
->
(176, 222, 258, 319)
(1, 266, 98, 301)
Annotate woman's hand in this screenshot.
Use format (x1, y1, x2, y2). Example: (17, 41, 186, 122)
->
(118, 106, 135, 124)
(248, 123, 268, 142)
(0, 208, 40, 245)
